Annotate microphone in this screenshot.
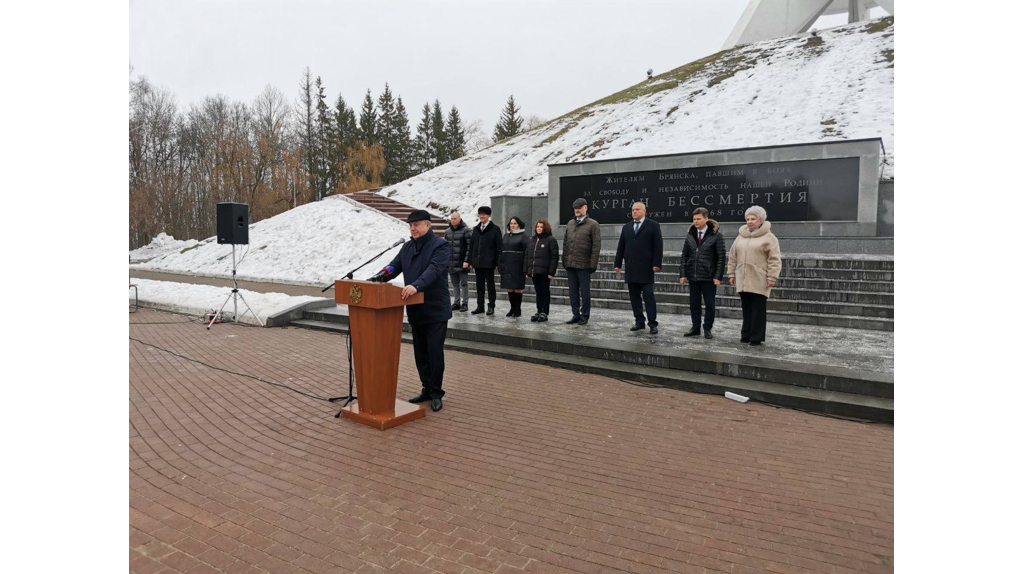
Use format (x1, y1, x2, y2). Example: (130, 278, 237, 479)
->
(368, 265, 395, 283)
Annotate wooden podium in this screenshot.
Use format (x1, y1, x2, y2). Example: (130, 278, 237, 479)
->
(335, 280, 426, 430)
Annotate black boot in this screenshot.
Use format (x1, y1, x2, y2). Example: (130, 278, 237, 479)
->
(511, 292, 523, 317)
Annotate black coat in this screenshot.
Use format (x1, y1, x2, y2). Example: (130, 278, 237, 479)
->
(680, 220, 726, 282)
(524, 233, 559, 277)
(387, 233, 452, 325)
(444, 220, 472, 271)
(613, 218, 664, 284)
(499, 231, 529, 289)
(469, 222, 502, 269)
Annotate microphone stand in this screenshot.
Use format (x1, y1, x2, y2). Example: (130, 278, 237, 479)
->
(321, 238, 406, 292)
(324, 237, 406, 414)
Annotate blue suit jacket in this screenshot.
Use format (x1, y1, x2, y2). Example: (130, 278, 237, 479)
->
(388, 233, 453, 325)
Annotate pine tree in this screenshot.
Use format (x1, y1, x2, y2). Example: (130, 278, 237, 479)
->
(376, 83, 399, 184)
(314, 76, 334, 199)
(358, 89, 377, 146)
(393, 96, 414, 182)
(445, 105, 466, 161)
(493, 94, 524, 143)
(297, 67, 318, 204)
(413, 102, 435, 173)
(431, 100, 448, 166)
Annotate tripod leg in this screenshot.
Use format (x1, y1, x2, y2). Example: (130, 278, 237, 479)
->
(234, 290, 265, 327)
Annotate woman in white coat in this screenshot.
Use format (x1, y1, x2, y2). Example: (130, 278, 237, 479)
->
(727, 205, 782, 346)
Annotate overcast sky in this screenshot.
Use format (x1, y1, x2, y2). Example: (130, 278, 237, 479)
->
(129, 0, 869, 128)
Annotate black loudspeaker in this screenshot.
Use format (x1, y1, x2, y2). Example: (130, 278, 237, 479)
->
(217, 202, 249, 245)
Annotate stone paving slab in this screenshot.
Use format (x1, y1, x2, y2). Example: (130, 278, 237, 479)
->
(129, 309, 894, 574)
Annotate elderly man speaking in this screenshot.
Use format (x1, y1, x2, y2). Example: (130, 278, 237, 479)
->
(378, 209, 452, 412)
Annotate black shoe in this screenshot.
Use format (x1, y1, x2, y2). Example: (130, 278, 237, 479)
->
(459, 303, 468, 312)
(684, 327, 701, 337)
(452, 302, 460, 310)
(471, 307, 485, 315)
(750, 341, 762, 346)
(704, 331, 713, 339)
(740, 338, 750, 343)
(530, 314, 540, 322)
(566, 316, 581, 324)
(431, 397, 443, 412)
(650, 326, 659, 334)
(486, 306, 495, 316)
(506, 308, 515, 317)
(538, 313, 548, 322)
(408, 392, 430, 404)
(579, 318, 589, 325)
(630, 324, 645, 332)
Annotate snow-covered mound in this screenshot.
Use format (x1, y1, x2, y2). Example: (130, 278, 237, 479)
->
(382, 17, 894, 218)
(129, 233, 200, 263)
(132, 195, 411, 285)
(129, 278, 324, 324)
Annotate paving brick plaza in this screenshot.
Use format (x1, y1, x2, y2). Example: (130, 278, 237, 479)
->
(129, 309, 894, 574)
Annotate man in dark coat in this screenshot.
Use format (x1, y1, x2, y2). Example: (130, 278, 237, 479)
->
(468, 206, 503, 315)
(562, 198, 601, 325)
(381, 210, 452, 412)
(444, 212, 472, 312)
(614, 201, 664, 334)
(679, 207, 726, 339)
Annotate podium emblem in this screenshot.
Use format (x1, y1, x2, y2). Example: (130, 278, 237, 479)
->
(349, 285, 363, 305)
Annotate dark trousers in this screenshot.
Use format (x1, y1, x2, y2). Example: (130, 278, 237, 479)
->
(410, 321, 447, 398)
(449, 269, 468, 305)
(475, 267, 496, 308)
(532, 275, 551, 315)
(739, 292, 768, 343)
(566, 268, 592, 319)
(627, 282, 657, 327)
(688, 281, 717, 331)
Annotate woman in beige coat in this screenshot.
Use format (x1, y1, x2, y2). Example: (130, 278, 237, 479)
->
(727, 206, 782, 345)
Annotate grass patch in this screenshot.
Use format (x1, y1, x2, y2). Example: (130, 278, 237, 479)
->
(881, 49, 893, 63)
(866, 16, 894, 34)
(535, 110, 594, 148)
(666, 105, 679, 117)
(820, 118, 836, 126)
(179, 244, 201, 254)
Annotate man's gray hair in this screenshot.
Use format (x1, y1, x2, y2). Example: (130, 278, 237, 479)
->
(744, 205, 767, 222)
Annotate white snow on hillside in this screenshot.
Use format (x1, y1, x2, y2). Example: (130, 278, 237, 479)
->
(129, 232, 199, 263)
(381, 18, 894, 218)
(129, 278, 324, 324)
(132, 195, 411, 285)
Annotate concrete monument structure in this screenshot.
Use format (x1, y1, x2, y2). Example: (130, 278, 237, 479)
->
(723, 0, 894, 48)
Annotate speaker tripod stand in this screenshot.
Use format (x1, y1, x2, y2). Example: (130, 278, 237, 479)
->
(207, 244, 264, 329)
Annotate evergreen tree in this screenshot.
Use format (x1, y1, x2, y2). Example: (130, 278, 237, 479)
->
(313, 76, 334, 198)
(445, 105, 466, 161)
(334, 95, 357, 160)
(297, 66, 318, 203)
(376, 83, 399, 184)
(493, 94, 524, 143)
(431, 100, 448, 166)
(392, 96, 414, 182)
(413, 102, 435, 173)
(358, 89, 377, 145)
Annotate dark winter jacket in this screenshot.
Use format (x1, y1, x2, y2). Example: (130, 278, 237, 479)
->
(499, 230, 529, 290)
(444, 220, 472, 271)
(680, 220, 726, 282)
(562, 216, 601, 270)
(469, 221, 503, 269)
(387, 233, 453, 325)
(524, 232, 559, 277)
(613, 218, 664, 284)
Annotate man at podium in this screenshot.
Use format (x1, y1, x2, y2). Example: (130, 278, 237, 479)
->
(382, 210, 453, 412)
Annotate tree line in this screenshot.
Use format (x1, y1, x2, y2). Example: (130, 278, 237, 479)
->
(129, 66, 531, 249)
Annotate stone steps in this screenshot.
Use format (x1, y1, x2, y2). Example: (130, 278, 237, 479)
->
(348, 190, 447, 236)
(290, 313, 893, 422)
